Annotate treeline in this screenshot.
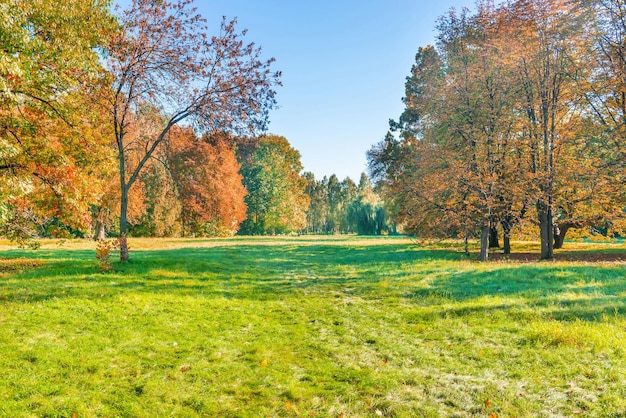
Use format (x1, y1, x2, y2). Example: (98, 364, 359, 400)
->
(369, 0, 626, 260)
(123, 130, 395, 237)
(304, 173, 395, 235)
(88, 129, 394, 238)
(121, 132, 308, 238)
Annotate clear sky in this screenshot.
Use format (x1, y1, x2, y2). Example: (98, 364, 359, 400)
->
(195, 1, 476, 181)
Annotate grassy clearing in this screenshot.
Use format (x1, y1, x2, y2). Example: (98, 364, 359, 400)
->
(0, 236, 625, 417)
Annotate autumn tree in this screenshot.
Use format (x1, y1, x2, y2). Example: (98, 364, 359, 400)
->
(135, 158, 182, 238)
(106, 0, 280, 260)
(0, 0, 116, 241)
(167, 128, 247, 236)
(238, 135, 309, 235)
(369, 45, 478, 249)
(433, 4, 522, 260)
(504, 0, 591, 259)
(576, 0, 626, 237)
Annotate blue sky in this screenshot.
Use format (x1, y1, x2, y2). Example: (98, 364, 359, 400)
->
(193, 1, 476, 181)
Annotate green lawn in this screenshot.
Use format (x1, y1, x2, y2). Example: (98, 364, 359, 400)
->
(0, 236, 625, 417)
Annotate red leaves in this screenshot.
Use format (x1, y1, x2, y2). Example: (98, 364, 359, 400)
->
(167, 127, 247, 236)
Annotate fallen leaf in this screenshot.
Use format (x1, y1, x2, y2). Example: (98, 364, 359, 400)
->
(285, 401, 291, 410)
(484, 398, 491, 408)
(489, 413, 498, 418)
(179, 364, 191, 373)
(260, 359, 267, 367)
(309, 412, 316, 416)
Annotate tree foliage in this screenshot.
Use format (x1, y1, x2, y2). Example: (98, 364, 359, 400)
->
(303, 172, 394, 235)
(167, 128, 247, 236)
(0, 0, 116, 241)
(238, 135, 309, 235)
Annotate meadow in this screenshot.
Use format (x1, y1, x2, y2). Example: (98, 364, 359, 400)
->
(0, 236, 625, 417)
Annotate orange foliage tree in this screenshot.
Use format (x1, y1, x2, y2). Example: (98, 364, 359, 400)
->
(0, 1, 116, 241)
(167, 127, 247, 236)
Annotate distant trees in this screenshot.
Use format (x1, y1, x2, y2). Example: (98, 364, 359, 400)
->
(303, 172, 394, 235)
(304, 173, 354, 234)
(370, 0, 626, 260)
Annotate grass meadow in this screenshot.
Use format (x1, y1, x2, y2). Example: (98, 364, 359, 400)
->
(0, 236, 625, 417)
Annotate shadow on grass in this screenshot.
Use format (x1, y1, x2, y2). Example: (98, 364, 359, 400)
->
(0, 244, 454, 301)
(1, 243, 625, 322)
(407, 264, 626, 321)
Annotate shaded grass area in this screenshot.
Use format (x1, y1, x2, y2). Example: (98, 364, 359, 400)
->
(0, 237, 625, 416)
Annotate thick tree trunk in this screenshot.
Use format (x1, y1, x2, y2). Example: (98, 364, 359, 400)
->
(537, 201, 554, 260)
(553, 224, 569, 250)
(489, 226, 500, 248)
(479, 225, 490, 262)
(119, 186, 130, 262)
(503, 233, 511, 255)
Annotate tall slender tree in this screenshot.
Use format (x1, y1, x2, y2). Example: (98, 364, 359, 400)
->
(106, 0, 280, 260)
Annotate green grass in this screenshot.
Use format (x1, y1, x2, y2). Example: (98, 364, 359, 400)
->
(0, 236, 625, 417)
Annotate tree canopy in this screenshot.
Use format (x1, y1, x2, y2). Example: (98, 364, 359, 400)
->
(0, 0, 116, 242)
(237, 135, 309, 235)
(370, 0, 626, 260)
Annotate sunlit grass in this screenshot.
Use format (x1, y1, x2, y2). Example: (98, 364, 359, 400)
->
(0, 236, 625, 416)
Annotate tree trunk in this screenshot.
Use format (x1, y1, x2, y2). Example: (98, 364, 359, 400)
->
(553, 224, 569, 250)
(489, 226, 500, 248)
(93, 207, 107, 240)
(501, 219, 512, 255)
(537, 201, 554, 260)
(479, 225, 490, 262)
(119, 185, 130, 262)
(94, 220, 106, 241)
